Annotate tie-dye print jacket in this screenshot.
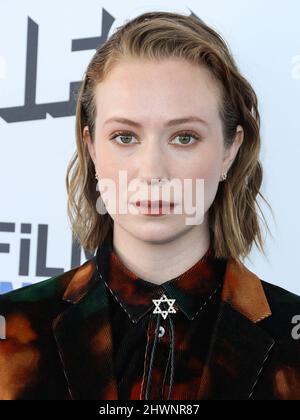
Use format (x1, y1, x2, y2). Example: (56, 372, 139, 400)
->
(0, 234, 300, 400)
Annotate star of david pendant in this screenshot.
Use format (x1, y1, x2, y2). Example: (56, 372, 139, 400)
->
(152, 293, 177, 319)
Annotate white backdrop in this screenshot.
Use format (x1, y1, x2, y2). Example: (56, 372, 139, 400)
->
(0, 0, 299, 294)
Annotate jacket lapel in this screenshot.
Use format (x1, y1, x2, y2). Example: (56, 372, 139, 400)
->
(52, 239, 119, 400)
(53, 237, 276, 400)
(197, 257, 275, 400)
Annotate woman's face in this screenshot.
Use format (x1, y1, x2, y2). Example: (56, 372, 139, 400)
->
(84, 57, 243, 243)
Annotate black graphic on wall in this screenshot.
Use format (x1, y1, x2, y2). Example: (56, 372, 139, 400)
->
(0, 8, 203, 123)
(0, 8, 115, 123)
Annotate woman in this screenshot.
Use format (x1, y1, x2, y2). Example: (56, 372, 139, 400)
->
(0, 11, 300, 400)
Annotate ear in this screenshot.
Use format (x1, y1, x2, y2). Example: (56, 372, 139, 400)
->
(83, 126, 96, 165)
(222, 125, 244, 174)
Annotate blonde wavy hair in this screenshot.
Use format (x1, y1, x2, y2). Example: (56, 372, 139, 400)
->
(66, 10, 274, 264)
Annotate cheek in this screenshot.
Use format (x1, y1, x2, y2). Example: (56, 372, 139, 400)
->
(179, 149, 222, 208)
(181, 147, 221, 182)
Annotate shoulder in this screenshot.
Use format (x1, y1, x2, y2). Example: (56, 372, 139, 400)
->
(252, 280, 300, 399)
(260, 279, 300, 341)
(0, 259, 98, 400)
(261, 279, 300, 314)
(0, 257, 97, 320)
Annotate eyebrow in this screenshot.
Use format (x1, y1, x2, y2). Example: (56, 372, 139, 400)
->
(103, 116, 209, 128)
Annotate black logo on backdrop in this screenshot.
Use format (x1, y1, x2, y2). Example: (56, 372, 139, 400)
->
(0, 8, 202, 123)
(0, 8, 115, 123)
(0, 221, 94, 277)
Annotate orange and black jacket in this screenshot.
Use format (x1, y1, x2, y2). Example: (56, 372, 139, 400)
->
(0, 232, 300, 400)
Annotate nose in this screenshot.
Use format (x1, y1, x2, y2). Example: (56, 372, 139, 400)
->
(136, 139, 169, 185)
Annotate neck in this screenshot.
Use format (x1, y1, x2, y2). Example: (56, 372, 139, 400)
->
(112, 220, 211, 285)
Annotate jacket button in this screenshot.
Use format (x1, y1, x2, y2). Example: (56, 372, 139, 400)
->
(158, 326, 165, 338)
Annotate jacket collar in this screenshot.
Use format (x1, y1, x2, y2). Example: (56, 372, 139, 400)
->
(52, 234, 274, 400)
(102, 240, 226, 323)
(60, 233, 272, 323)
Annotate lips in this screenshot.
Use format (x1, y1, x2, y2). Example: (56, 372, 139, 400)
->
(135, 200, 174, 208)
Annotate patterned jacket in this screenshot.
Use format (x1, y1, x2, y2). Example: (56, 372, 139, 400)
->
(0, 235, 300, 400)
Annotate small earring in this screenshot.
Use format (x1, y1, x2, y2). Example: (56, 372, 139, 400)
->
(220, 172, 227, 182)
(95, 171, 99, 181)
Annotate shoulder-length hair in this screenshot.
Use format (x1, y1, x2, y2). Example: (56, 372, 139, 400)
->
(66, 10, 273, 264)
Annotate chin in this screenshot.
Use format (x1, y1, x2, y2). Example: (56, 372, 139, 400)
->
(122, 219, 186, 244)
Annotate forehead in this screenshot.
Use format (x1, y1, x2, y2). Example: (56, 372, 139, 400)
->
(94, 58, 222, 125)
